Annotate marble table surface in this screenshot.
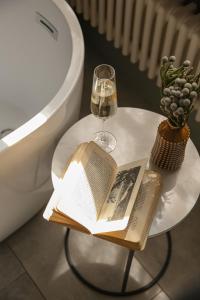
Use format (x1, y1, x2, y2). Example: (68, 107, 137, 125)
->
(51, 107, 200, 237)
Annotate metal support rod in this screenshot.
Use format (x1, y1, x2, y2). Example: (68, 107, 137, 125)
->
(121, 250, 134, 292)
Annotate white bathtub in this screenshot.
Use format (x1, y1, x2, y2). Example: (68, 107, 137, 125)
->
(0, 0, 84, 240)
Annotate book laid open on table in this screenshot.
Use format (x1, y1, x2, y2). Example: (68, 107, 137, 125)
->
(43, 141, 162, 250)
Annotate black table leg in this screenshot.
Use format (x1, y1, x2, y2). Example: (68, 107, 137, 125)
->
(64, 229, 172, 296)
(121, 250, 134, 292)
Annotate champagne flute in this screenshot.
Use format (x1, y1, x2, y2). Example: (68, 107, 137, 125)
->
(90, 64, 118, 153)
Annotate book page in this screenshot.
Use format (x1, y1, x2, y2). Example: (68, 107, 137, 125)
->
(91, 158, 148, 234)
(98, 170, 162, 250)
(81, 142, 117, 216)
(124, 170, 161, 249)
(43, 143, 87, 221)
(56, 142, 117, 232)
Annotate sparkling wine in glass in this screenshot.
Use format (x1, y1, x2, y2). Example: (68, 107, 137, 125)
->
(90, 64, 118, 153)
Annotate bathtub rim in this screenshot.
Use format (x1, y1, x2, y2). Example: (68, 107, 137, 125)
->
(0, 0, 84, 152)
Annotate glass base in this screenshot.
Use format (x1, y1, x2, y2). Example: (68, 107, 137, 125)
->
(94, 131, 116, 153)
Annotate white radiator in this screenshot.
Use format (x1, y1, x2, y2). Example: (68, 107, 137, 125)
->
(67, 0, 200, 119)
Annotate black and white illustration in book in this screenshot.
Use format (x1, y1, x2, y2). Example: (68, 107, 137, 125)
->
(107, 166, 141, 220)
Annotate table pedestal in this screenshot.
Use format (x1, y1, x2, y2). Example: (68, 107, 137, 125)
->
(64, 229, 172, 296)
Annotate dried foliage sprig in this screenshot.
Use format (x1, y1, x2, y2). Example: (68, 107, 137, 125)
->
(160, 56, 200, 128)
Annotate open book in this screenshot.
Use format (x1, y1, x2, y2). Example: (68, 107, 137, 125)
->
(43, 141, 162, 250)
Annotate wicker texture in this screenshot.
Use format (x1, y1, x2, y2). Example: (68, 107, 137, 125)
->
(151, 120, 190, 171)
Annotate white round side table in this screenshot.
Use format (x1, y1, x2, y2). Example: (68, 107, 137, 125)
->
(51, 107, 200, 296)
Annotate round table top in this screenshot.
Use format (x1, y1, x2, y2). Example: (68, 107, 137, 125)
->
(52, 107, 200, 237)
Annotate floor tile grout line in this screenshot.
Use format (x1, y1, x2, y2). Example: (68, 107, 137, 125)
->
(0, 272, 26, 295)
(135, 256, 172, 299)
(149, 290, 163, 300)
(134, 256, 166, 294)
(6, 242, 47, 300)
(135, 255, 157, 278)
(150, 290, 172, 300)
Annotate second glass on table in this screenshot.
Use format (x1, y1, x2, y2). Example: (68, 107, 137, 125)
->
(90, 64, 118, 153)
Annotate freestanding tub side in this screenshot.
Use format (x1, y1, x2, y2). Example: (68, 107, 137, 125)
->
(0, 0, 84, 241)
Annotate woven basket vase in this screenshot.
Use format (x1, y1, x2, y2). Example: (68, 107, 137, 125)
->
(151, 120, 190, 171)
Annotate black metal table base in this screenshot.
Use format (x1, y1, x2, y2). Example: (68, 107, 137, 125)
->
(64, 229, 172, 297)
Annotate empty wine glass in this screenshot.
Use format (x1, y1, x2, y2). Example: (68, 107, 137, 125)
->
(90, 64, 118, 153)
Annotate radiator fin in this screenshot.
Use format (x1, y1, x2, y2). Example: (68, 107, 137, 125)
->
(130, 0, 145, 64)
(98, 0, 106, 34)
(90, 0, 98, 27)
(76, 0, 83, 14)
(106, 0, 115, 41)
(83, 0, 90, 20)
(139, 0, 155, 71)
(114, 0, 124, 48)
(122, 0, 135, 56)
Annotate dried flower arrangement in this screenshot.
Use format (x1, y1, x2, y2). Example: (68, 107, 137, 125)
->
(151, 56, 200, 171)
(160, 56, 200, 128)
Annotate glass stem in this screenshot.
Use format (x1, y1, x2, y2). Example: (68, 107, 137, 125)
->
(101, 118, 106, 142)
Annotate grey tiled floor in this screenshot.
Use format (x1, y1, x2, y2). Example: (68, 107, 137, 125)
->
(1, 14, 200, 300)
(3, 210, 169, 300)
